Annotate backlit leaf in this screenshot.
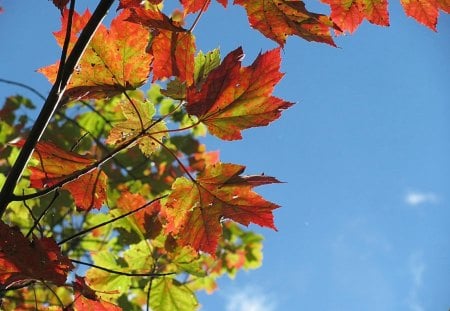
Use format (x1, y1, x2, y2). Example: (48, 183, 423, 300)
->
(0, 221, 73, 289)
(321, 0, 389, 33)
(13, 140, 107, 211)
(126, 8, 196, 85)
(73, 276, 122, 311)
(162, 163, 280, 254)
(106, 98, 168, 157)
(186, 47, 292, 140)
(400, 0, 439, 30)
(150, 277, 198, 311)
(235, 0, 337, 46)
(116, 191, 162, 239)
(180, 0, 228, 13)
(39, 9, 152, 99)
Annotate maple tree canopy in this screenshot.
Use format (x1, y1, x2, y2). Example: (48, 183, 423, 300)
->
(0, 0, 447, 310)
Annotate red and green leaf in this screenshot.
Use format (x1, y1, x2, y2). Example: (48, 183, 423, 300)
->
(234, 0, 337, 46)
(116, 191, 162, 239)
(73, 276, 122, 311)
(162, 162, 280, 254)
(105, 97, 168, 157)
(186, 47, 292, 140)
(14, 139, 107, 211)
(39, 9, 152, 99)
(0, 221, 73, 289)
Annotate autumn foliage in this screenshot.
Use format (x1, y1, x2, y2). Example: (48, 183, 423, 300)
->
(0, 0, 447, 310)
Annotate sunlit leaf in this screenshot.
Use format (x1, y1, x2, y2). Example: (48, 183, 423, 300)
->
(186, 47, 292, 140)
(235, 0, 338, 46)
(13, 139, 107, 211)
(39, 9, 152, 99)
(106, 97, 168, 157)
(162, 163, 280, 254)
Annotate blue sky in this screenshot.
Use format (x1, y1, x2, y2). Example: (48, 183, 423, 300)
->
(1, 1, 449, 310)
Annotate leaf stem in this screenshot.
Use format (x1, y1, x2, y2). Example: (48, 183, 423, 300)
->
(70, 259, 174, 277)
(149, 136, 195, 182)
(25, 190, 60, 238)
(0, 78, 46, 101)
(188, 0, 210, 32)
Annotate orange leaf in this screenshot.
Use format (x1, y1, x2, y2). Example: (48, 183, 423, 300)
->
(234, 0, 337, 46)
(186, 47, 292, 140)
(150, 30, 196, 85)
(322, 0, 389, 33)
(73, 276, 122, 311)
(0, 221, 73, 289)
(162, 163, 280, 254)
(39, 9, 152, 99)
(14, 139, 107, 211)
(180, 0, 228, 13)
(117, 191, 162, 239)
(400, 0, 439, 30)
(126, 8, 196, 85)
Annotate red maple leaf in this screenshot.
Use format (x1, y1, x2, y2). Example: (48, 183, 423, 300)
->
(72, 276, 122, 310)
(162, 163, 280, 254)
(234, 0, 338, 46)
(400, 0, 440, 30)
(0, 221, 73, 289)
(180, 0, 228, 14)
(186, 47, 292, 140)
(14, 139, 107, 211)
(116, 191, 162, 239)
(39, 9, 152, 99)
(321, 0, 389, 33)
(126, 8, 196, 85)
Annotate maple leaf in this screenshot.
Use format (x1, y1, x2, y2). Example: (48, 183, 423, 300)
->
(234, 0, 337, 46)
(162, 163, 280, 254)
(13, 139, 107, 211)
(105, 98, 168, 157)
(116, 191, 162, 239)
(0, 221, 73, 289)
(126, 7, 196, 85)
(321, 0, 389, 33)
(180, 0, 228, 14)
(73, 276, 122, 311)
(39, 9, 152, 99)
(150, 277, 198, 310)
(186, 47, 292, 140)
(400, 0, 439, 30)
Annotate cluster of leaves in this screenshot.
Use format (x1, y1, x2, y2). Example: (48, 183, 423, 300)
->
(0, 0, 447, 310)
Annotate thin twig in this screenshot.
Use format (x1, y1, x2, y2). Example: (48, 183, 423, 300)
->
(150, 136, 195, 181)
(0, 78, 46, 101)
(26, 190, 59, 238)
(70, 259, 174, 277)
(188, 0, 210, 32)
(57, 195, 166, 245)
